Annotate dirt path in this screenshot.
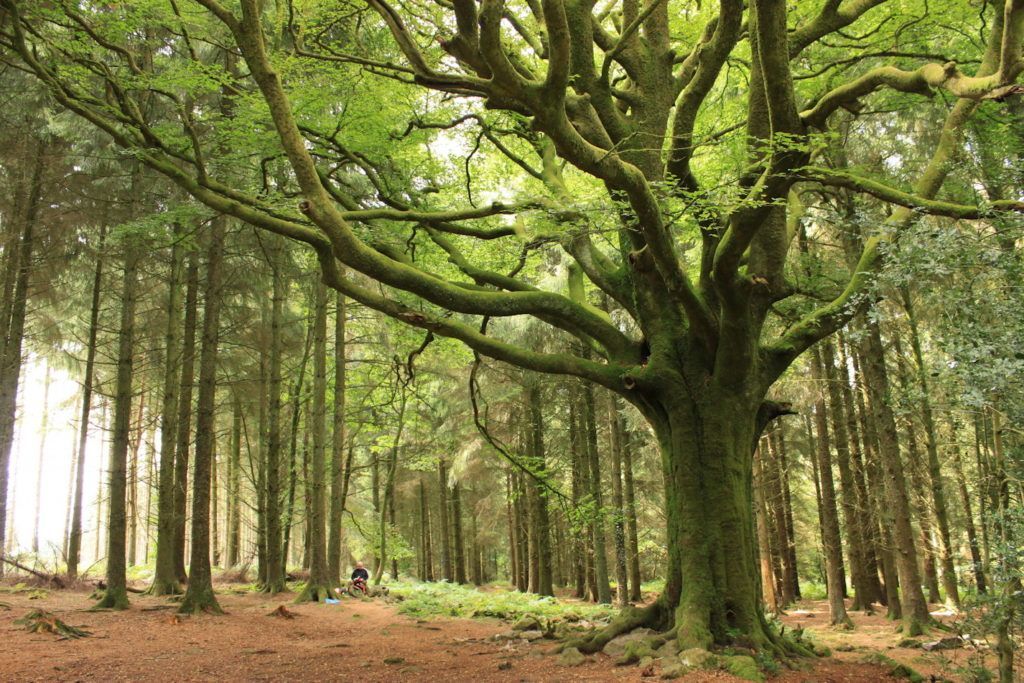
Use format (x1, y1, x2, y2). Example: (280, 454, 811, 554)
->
(0, 587, 912, 682)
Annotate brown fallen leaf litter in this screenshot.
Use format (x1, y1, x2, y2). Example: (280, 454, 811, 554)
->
(0, 585, 979, 681)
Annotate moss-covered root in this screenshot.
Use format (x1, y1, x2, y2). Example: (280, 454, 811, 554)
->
(145, 579, 182, 597)
(257, 579, 287, 595)
(561, 601, 665, 655)
(92, 587, 129, 610)
(178, 586, 224, 615)
(293, 581, 338, 604)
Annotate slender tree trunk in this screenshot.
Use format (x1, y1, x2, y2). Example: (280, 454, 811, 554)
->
(901, 289, 959, 607)
(438, 457, 452, 582)
(260, 239, 286, 593)
(852, 344, 899, 613)
(822, 341, 873, 610)
(32, 363, 51, 556)
(608, 395, 630, 607)
(95, 244, 140, 610)
(906, 425, 942, 604)
(809, 347, 852, 627)
(295, 281, 332, 601)
(526, 384, 553, 596)
(173, 254, 200, 584)
(420, 477, 434, 581)
(622, 419, 642, 603)
(126, 389, 145, 566)
(838, 334, 885, 607)
(327, 291, 347, 583)
(281, 318, 312, 566)
(0, 147, 42, 572)
(754, 446, 779, 614)
(584, 382, 612, 604)
(774, 429, 801, 601)
(764, 432, 795, 606)
(947, 417, 986, 593)
(860, 320, 930, 635)
(505, 471, 517, 586)
(179, 218, 227, 614)
(569, 399, 586, 599)
(211, 433, 220, 568)
(227, 395, 242, 567)
(452, 480, 466, 584)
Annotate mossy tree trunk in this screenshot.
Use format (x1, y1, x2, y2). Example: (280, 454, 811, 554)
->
(179, 218, 226, 615)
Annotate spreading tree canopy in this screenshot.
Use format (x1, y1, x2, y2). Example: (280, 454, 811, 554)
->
(2, 0, 1022, 652)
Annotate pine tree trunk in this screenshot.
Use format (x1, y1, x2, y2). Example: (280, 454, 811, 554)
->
(0, 146, 42, 573)
(764, 432, 795, 606)
(851, 343, 899, 612)
(95, 244, 140, 610)
(179, 218, 226, 614)
(226, 395, 242, 567)
(754, 447, 779, 614)
(438, 457, 452, 582)
(901, 289, 960, 607)
(295, 281, 332, 601)
(569, 399, 586, 599)
(452, 480, 467, 584)
(127, 390, 145, 567)
(821, 341, 873, 610)
(505, 471, 517, 586)
(622, 420, 643, 603)
(32, 363, 50, 556)
(837, 334, 885, 607)
(584, 382, 612, 604)
(860, 321, 930, 635)
(281, 318, 313, 567)
(526, 384, 553, 595)
(809, 348, 852, 627)
(608, 395, 630, 607)
(773, 429, 801, 601)
(947, 417, 986, 593)
(173, 254, 200, 585)
(260, 239, 286, 593)
(327, 291, 347, 583)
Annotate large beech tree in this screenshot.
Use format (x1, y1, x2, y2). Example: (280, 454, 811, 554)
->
(3, 0, 1023, 651)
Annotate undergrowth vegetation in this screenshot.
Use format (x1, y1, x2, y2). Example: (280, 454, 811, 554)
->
(388, 580, 618, 624)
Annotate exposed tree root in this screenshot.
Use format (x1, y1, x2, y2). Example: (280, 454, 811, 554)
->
(559, 600, 667, 654)
(15, 609, 91, 639)
(178, 586, 224, 615)
(293, 581, 337, 604)
(145, 579, 182, 597)
(92, 587, 129, 610)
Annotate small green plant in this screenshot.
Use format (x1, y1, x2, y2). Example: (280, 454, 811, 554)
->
(389, 579, 616, 624)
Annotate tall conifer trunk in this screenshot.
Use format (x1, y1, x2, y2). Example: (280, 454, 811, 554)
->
(179, 218, 227, 614)
(95, 244, 140, 610)
(68, 225, 106, 580)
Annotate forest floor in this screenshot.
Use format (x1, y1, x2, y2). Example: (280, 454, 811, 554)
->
(0, 579, 987, 682)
